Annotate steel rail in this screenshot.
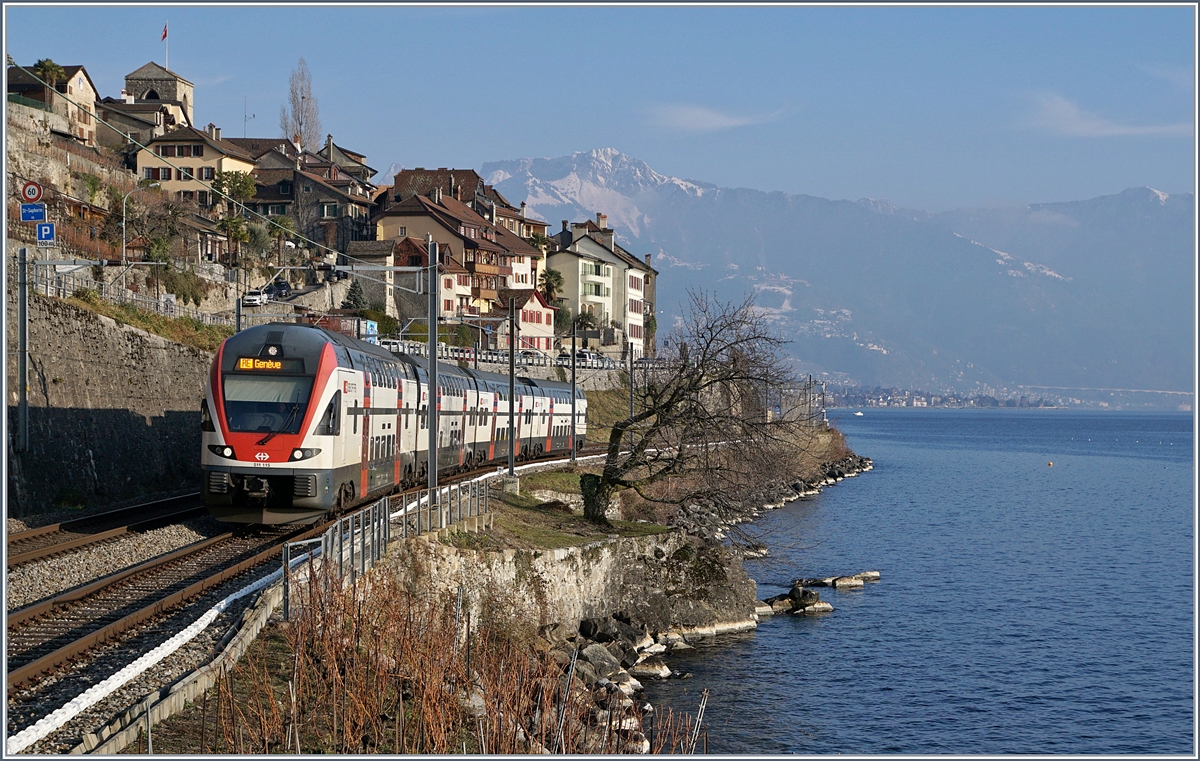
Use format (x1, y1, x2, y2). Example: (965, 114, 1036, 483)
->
(6, 507, 207, 569)
(5, 522, 328, 694)
(6, 493, 203, 569)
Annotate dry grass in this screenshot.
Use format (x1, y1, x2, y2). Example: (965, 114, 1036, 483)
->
(137, 563, 696, 754)
(65, 293, 233, 352)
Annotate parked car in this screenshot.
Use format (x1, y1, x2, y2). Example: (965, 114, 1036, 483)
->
(263, 281, 291, 300)
(270, 278, 292, 298)
(242, 290, 268, 306)
(558, 350, 607, 366)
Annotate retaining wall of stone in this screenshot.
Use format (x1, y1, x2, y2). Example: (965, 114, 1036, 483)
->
(6, 291, 212, 516)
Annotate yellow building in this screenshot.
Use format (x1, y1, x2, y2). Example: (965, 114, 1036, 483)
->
(135, 124, 256, 208)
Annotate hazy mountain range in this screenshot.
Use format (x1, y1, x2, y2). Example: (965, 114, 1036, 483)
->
(483, 148, 1194, 394)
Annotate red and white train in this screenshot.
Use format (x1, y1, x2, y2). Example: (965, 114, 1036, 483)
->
(201, 323, 587, 524)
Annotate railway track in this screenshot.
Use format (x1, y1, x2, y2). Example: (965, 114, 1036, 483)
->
(6, 453, 597, 696)
(6, 494, 205, 570)
(5, 522, 324, 695)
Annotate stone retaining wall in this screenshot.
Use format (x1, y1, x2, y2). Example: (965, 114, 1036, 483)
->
(6, 291, 212, 516)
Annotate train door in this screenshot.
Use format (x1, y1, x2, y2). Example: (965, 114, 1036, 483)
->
(334, 368, 362, 503)
(415, 366, 430, 480)
(398, 364, 417, 484)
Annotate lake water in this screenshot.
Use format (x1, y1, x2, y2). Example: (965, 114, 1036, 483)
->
(640, 409, 1194, 754)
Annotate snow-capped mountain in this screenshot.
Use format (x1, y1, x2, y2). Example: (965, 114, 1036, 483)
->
(482, 150, 1194, 394)
(371, 161, 404, 187)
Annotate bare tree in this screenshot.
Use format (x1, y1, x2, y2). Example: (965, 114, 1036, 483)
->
(581, 291, 821, 528)
(279, 57, 322, 152)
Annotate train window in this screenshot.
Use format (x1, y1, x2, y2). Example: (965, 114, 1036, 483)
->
(316, 391, 341, 436)
(200, 399, 215, 432)
(223, 375, 314, 434)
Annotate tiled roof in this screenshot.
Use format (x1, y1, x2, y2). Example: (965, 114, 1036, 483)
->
(251, 168, 368, 206)
(225, 137, 296, 159)
(495, 225, 540, 258)
(126, 61, 194, 87)
(346, 240, 396, 258)
(393, 168, 485, 202)
(146, 125, 257, 162)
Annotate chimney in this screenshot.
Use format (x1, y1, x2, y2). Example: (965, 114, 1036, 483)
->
(520, 202, 527, 217)
(596, 212, 607, 229)
(213, 126, 221, 141)
(562, 220, 569, 232)
(205, 122, 215, 136)
(645, 254, 652, 267)
(121, 88, 134, 104)
(326, 133, 333, 154)
(292, 133, 302, 153)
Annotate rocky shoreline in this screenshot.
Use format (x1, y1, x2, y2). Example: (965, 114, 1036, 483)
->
(500, 453, 877, 745)
(670, 454, 874, 542)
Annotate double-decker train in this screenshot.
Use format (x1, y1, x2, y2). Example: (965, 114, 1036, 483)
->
(201, 323, 587, 524)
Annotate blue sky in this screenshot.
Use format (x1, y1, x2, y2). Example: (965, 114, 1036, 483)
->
(5, 4, 1194, 211)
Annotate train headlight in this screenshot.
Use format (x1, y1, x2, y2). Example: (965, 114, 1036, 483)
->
(208, 444, 236, 459)
(291, 448, 321, 461)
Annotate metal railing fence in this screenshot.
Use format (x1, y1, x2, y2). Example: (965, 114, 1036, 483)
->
(23, 265, 237, 326)
(282, 497, 391, 620)
(393, 479, 489, 539)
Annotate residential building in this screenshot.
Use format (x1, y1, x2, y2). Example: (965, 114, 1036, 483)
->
(7, 64, 99, 145)
(95, 95, 170, 148)
(248, 165, 373, 254)
(376, 189, 528, 317)
(549, 213, 658, 358)
(344, 239, 400, 318)
(136, 124, 256, 209)
(317, 134, 377, 187)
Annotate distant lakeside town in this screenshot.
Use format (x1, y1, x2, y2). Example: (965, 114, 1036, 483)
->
(826, 385, 1193, 412)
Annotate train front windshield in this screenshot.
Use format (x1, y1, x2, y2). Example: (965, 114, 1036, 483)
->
(222, 375, 314, 434)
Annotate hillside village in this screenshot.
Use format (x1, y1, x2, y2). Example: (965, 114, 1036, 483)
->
(6, 59, 659, 361)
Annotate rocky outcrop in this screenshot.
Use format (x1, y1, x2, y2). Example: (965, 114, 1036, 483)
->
(758, 571, 882, 617)
(386, 530, 759, 640)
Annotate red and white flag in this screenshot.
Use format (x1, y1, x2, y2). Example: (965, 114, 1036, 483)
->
(161, 22, 168, 41)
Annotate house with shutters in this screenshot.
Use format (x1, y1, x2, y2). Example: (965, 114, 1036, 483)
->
(376, 189, 511, 317)
(135, 124, 256, 209)
(507, 289, 557, 353)
(6, 64, 100, 146)
(548, 213, 658, 359)
(226, 135, 375, 253)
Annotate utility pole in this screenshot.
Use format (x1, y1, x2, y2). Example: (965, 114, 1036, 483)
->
(570, 320, 577, 463)
(628, 341, 635, 450)
(507, 297, 516, 477)
(17, 248, 29, 453)
(426, 235, 439, 494)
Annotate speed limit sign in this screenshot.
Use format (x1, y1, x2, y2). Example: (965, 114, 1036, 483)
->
(21, 182, 43, 203)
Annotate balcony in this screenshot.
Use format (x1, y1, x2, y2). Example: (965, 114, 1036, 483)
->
(471, 286, 498, 301)
(456, 306, 481, 317)
(465, 260, 501, 276)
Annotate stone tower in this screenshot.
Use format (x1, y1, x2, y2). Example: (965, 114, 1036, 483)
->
(124, 62, 193, 125)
